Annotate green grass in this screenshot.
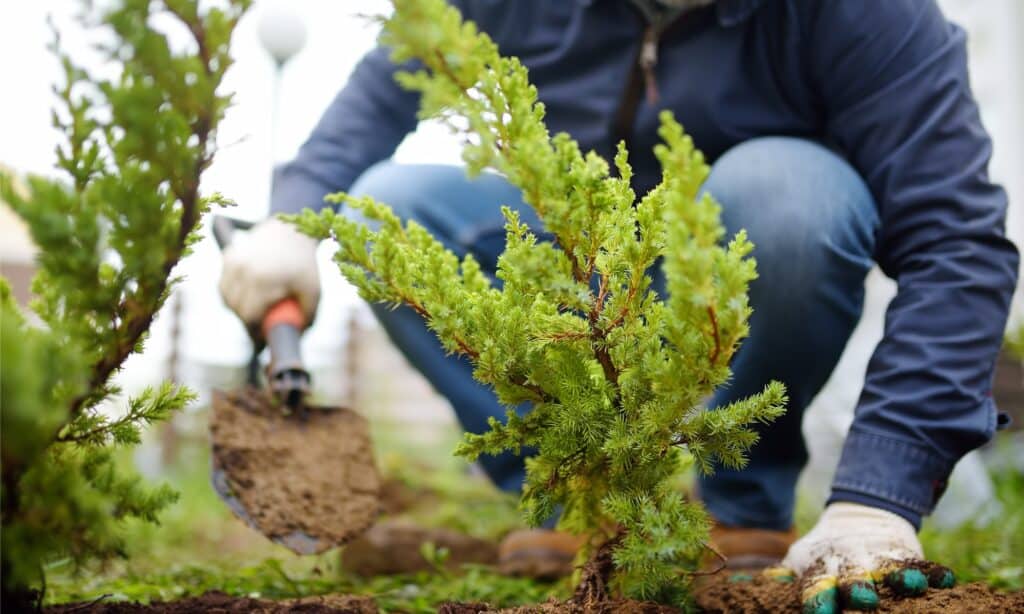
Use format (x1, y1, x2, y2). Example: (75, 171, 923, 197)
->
(43, 415, 1022, 610)
(919, 442, 1024, 591)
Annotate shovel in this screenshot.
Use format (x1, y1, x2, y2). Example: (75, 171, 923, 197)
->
(209, 215, 381, 554)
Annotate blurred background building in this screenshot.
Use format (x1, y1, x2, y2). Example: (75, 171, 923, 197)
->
(1, 0, 1022, 523)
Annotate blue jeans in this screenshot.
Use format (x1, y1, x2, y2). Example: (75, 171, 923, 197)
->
(348, 138, 879, 530)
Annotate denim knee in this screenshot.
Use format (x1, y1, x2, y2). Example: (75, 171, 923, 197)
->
(703, 137, 879, 291)
(347, 162, 531, 265)
(348, 161, 449, 221)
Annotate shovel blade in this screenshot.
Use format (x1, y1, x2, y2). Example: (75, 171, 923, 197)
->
(210, 388, 381, 554)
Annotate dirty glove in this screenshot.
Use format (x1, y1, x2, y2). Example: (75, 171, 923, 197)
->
(218, 218, 320, 329)
(776, 502, 955, 613)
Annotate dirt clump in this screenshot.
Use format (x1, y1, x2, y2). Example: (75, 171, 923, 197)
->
(439, 598, 677, 613)
(340, 520, 499, 575)
(209, 388, 381, 554)
(47, 591, 377, 613)
(694, 572, 1024, 613)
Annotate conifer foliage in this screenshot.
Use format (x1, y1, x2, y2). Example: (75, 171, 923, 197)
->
(292, 0, 787, 602)
(0, 0, 248, 608)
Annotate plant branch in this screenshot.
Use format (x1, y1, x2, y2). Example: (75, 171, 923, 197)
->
(66, 18, 216, 420)
(706, 305, 721, 365)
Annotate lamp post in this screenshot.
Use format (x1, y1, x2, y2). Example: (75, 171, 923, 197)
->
(258, 5, 307, 163)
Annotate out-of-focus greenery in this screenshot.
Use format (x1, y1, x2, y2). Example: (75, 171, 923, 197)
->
(919, 439, 1024, 592)
(44, 417, 570, 612)
(45, 417, 1021, 610)
(0, 0, 248, 605)
(1005, 324, 1024, 362)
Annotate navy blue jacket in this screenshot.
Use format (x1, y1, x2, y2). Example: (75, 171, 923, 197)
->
(272, 0, 1019, 523)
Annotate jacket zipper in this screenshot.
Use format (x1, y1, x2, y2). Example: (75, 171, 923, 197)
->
(640, 25, 661, 105)
(613, 20, 671, 149)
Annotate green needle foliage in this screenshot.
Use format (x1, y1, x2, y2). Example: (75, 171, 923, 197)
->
(0, 0, 248, 608)
(291, 0, 785, 604)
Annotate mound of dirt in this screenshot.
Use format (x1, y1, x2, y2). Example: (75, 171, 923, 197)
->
(210, 388, 381, 554)
(47, 591, 377, 613)
(693, 573, 1024, 613)
(439, 598, 678, 613)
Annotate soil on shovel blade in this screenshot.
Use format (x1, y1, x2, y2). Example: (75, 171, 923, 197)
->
(210, 388, 381, 552)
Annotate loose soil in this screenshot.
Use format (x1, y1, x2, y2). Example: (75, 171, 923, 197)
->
(693, 573, 1024, 613)
(47, 591, 377, 613)
(209, 388, 381, 554)
(47, 580, 1024, 613)
(439, 598, 679, 613)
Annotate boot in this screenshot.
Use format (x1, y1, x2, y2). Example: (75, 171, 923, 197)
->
(708, 523, 799, 570)
(498, 529, 586, 580)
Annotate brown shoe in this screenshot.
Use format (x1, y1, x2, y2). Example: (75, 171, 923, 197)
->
(708, 523, 798, 570)
(498, 529, 586, 579)
(341, 521, 498, 576)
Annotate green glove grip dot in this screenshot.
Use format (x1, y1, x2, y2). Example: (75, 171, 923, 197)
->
(927, 567, 956, 589)
(885, 568, 928, 596)
(841, 580, 880, 611)
(802, 586, 838, 614)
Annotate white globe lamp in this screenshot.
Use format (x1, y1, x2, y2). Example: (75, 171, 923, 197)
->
(257, 5, 307, 165)
(258, 6, 307, 67)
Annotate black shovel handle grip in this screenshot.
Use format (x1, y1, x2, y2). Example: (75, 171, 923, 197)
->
(212, 214, 255, 250)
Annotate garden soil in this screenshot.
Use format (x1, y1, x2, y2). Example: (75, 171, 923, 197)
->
(47, 591, 377, 613)
(47, 581, 1024, 612)
(693, 573, 1024, 613)
(209, 388, 381, 553)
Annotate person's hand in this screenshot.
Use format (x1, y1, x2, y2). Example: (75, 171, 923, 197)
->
(218, 218, 320, 330)
(777, 502, 955, 613)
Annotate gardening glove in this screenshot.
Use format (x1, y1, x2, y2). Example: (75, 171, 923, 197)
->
(775, 502, 955, 613)
(218, 217, 320, 332)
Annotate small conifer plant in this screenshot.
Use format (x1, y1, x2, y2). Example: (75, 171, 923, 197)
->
(291, 0, 786, 604)
(0, 0, 248, 608)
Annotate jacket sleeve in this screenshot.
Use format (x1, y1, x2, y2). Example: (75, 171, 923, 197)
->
(268, 44, 422, 215)
(806, 1, 1019, 524)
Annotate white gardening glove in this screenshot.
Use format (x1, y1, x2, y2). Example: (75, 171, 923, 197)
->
(773, 502, 955, 612)
(218, 218, 320, 330)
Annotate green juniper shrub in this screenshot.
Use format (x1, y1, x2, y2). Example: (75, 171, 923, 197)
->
(0, 0, 249, 608)
(290, 0, 787, 605)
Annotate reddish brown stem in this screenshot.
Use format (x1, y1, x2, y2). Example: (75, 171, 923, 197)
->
(706, 305, 721, 365)
(688, 542, 728, 577)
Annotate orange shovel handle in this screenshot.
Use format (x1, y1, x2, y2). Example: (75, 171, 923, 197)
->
(261, 298, 305, 339)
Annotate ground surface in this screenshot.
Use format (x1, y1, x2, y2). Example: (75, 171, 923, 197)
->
(693, 575, 1024, 613)
(43, 416, 1023, 612)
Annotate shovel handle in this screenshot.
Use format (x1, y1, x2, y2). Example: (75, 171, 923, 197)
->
(262, 298, 305, 338)
(212, 214, 253, 250)
(263, 299, 310, 409)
